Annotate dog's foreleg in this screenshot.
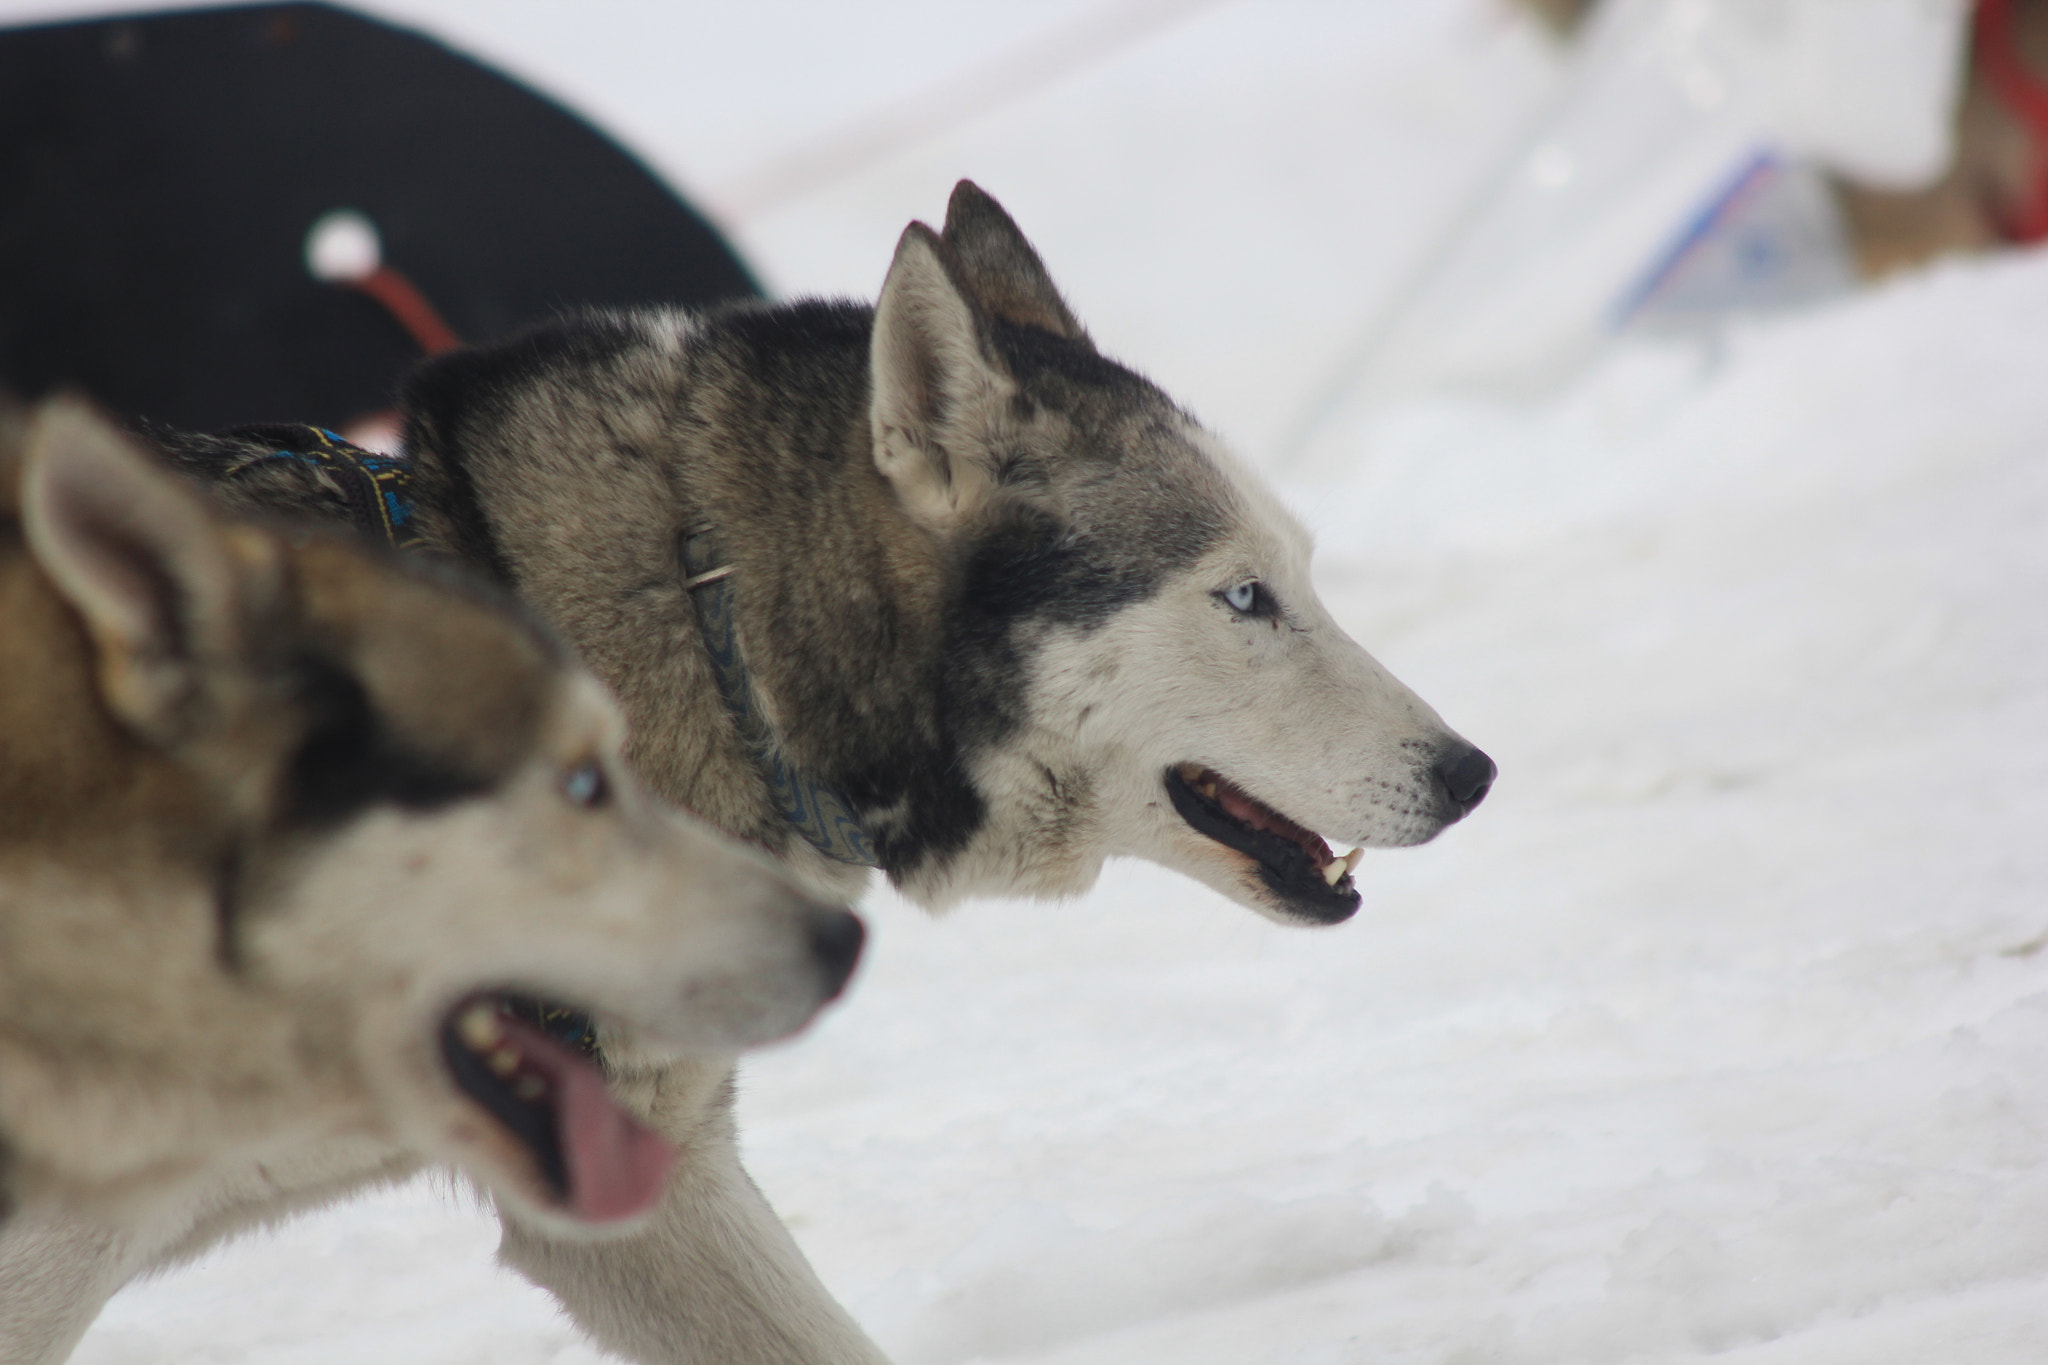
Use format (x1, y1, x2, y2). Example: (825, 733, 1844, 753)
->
(0, 1201, 142, 1365)
(497, 1059, 891, 1365)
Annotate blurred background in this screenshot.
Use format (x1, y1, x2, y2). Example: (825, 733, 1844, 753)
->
(7, 1, 2048, 1361)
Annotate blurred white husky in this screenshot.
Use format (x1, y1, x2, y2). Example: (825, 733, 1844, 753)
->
(0, 401, 862, 1362)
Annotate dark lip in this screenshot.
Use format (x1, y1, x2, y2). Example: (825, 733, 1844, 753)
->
(1164, 766, 1360, 925)
(437, 993, 595, 1204)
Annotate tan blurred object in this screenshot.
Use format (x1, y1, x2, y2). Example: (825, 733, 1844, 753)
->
(1517, 0, 1596, 37)
(1832, 87, 2021, 276)
(1836, 0, 2048, 276)
(1512, 0, 2048, 276)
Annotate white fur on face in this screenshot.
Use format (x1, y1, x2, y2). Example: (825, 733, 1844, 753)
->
(905, 429, 1472, 923)
(236, 675, 846, 1226)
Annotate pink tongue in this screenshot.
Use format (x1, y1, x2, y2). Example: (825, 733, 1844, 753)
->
(1217, 785, 1332, 863)
(554, 1056, 677, 1222)
(496, 1018, 676, 1223)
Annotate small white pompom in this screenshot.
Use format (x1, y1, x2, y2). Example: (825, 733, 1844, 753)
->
(305, 209, 382, 283)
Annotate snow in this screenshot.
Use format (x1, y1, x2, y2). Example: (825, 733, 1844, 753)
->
(22, 0, 2048, 1360)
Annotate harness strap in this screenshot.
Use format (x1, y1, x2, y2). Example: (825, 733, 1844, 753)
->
(220, 424, 429, 551)
(679, 524, 879, 867)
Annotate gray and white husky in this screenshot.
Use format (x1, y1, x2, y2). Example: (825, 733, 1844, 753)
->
(0, 400, 861, 1362)
(10, 184, 1491, 1363)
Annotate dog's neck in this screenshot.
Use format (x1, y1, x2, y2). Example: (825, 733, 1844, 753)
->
(400, 302, 986, 896)
(676, 519, 877, 867)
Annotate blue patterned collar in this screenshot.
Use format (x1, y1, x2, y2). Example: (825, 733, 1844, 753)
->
(678, 524, 879, 868)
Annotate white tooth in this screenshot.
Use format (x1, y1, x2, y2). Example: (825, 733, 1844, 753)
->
(512, 1074, 547, 1102)
(1342, 846, 1364, 874)
(1322, 858, 1345, 886)
(457, 1004, 503, 1051)
(487, 1047, 521, 1078)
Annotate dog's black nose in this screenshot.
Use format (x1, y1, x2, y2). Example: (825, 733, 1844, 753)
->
(807, 906, 866, 998)
(1434, 744, 1496, 817)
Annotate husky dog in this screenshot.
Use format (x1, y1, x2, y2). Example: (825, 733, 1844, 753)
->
(14, 184, 1491, 1363)
(0, 400, 862, 1361)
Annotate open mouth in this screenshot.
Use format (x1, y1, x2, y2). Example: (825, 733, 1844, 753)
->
(439, 995, 675, 1223)
(1165, 763, 1362, 923)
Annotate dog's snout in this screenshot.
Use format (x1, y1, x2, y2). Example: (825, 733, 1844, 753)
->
(1433, 743, 1496, 818)
(806, 905, 866, 999)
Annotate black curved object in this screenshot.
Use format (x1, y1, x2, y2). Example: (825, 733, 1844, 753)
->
(0, 3, 761, 431)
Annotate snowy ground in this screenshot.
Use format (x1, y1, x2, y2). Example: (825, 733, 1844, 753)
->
(16, 0, 2048, 1360)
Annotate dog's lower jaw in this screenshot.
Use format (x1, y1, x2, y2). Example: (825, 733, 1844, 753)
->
(888, 816, 1112, 913)
(1161, 767, 1362, 925)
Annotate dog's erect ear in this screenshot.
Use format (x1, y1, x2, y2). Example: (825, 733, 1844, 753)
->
(870, 222, 1009, 531)
(22, 399, 281, 742)
(940, 181, 1088, 344)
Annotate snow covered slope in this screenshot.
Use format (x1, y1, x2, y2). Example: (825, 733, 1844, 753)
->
(42, 1, 2048, 1361)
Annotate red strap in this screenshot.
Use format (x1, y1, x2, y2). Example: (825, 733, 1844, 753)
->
(351, 265, 461, 355)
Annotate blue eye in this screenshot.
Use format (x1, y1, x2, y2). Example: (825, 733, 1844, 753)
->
(1222, 581, 1259, 614)
(563, 760, 609, 809)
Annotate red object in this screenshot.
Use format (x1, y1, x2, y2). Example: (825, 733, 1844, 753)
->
(1976, 0, 2048, 241)
(350, 264, 462, 355)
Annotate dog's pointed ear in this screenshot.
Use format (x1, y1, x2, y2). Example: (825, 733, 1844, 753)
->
(870, 222, 1009, 531)
(940, 180, 1087, 344)
(22, 399, 281, 742)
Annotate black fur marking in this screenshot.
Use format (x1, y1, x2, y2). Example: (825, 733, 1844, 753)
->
(852, 754, 987, 879)
(285, 660, 494, 830)
(417, 452, 509, 584)
(961, 503, 1160, 632)
(860, 408, 1221, 877)
(989, 317, 1155, 402)
(406, 313, 645, 428)
(706, 304, 1228, 880)
(397, 356, 516, 585)
(1164, 768, 1360, 925)
(854, 507, 1173, 877)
